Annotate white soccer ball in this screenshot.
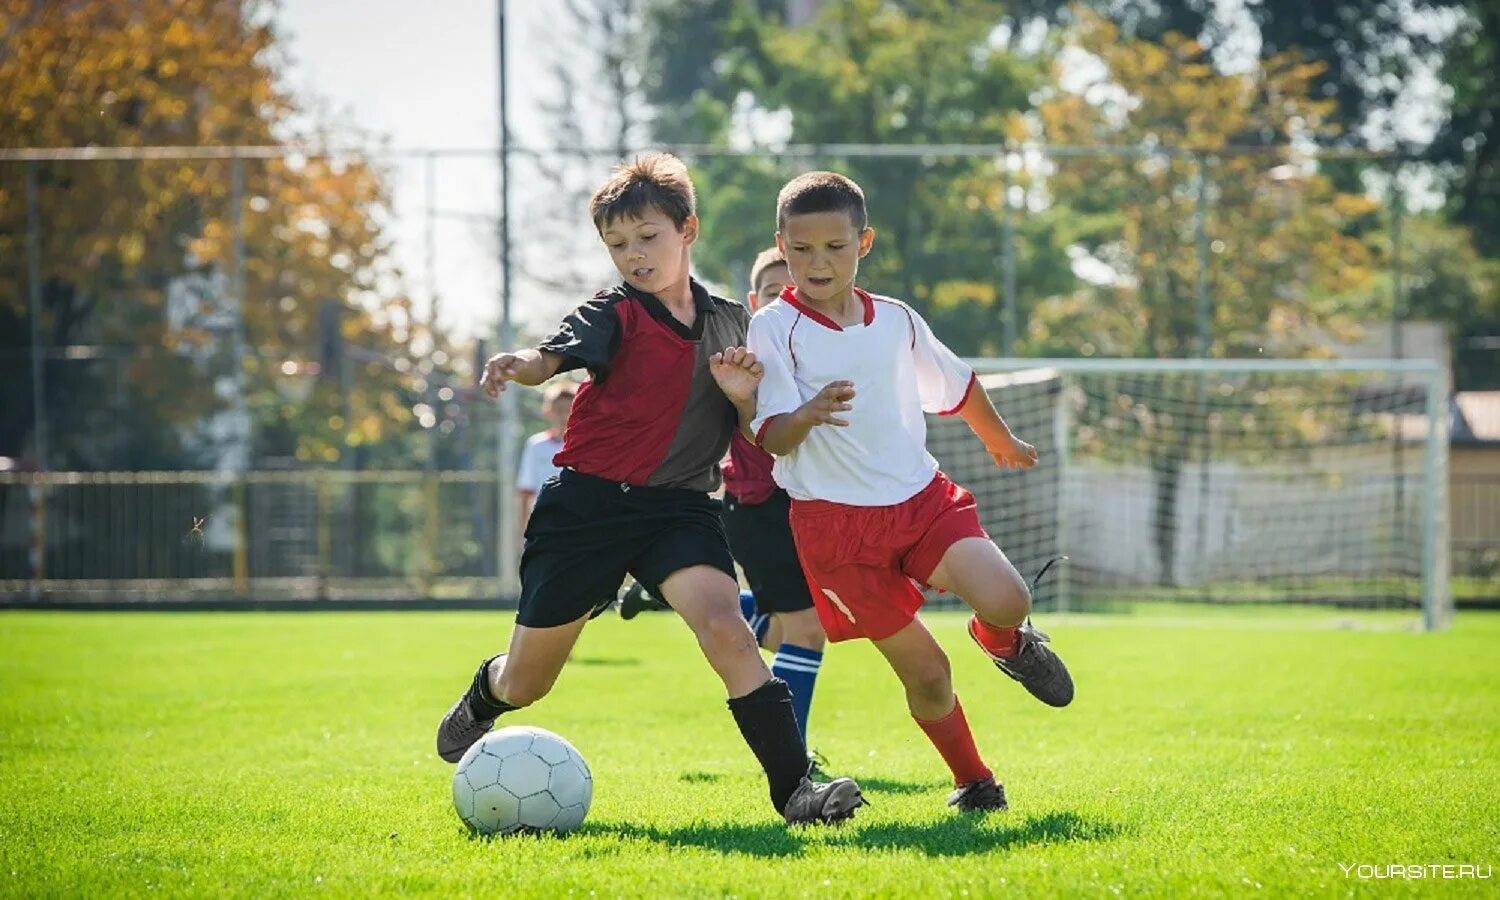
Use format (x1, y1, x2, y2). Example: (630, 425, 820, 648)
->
(452, 726, 593, 836)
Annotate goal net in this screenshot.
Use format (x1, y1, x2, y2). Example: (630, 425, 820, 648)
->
(925, 359, 1450, 628)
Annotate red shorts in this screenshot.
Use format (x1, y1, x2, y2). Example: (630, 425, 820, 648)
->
(787, 471, 989, 643)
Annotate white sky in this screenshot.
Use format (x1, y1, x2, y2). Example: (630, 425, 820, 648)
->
(276, 0, 558, 340)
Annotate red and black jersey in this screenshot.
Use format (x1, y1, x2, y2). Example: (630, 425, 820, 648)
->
(539, 279, 750, 492)
(723, 431, 778, 505)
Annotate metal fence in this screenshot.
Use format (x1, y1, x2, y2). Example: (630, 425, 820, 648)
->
(0, 470, 500, 604)
(1, 142, 1447, 607)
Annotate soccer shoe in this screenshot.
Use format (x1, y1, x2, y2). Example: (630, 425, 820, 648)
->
(969, 618, 1075, 708)
(946, 776, 1008, 812)
(436, 654, 504, 763)
(782, 775, 868, 826)
(618, 580, 669, 620)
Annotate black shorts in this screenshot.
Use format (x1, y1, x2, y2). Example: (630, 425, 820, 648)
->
(722, 488, 816, 616)
(516, 468, 736, 628)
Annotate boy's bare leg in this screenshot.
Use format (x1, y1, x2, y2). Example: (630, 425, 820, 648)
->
(874, 618, 1002, 808)
(436, 610, 591, 762)
(659, 565, 772, 697)
(770, 608, 823, 653)
(926, 537, 1075, 708)
(924, 537, 1030, 629)
(489, 614, 591, 707)
(872, 617, 956, 720)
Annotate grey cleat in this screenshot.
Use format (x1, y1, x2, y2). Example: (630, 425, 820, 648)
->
(969, 618, 1075, 708)
(947, 776, 1008, 812)
(436, 654, 504, 763)
(782, 775, 868, 825)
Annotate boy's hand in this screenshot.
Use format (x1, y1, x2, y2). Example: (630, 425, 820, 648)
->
(796, 380, 856, 427)
(709, 346, 764, 404)
(988, 432, 1039, 469)
(481, 352, 525, 397)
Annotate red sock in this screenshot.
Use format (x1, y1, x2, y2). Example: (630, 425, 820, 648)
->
(914, 695, 992, 786)
(970, 615, 1021, 657)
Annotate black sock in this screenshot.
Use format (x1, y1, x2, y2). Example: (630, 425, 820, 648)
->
(728, 678, 811, 813)
(467, 656, 517, 720)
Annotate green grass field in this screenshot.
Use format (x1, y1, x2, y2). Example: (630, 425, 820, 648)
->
(2, 609, 1497, 898)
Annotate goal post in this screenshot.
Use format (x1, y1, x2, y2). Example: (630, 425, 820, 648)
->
(925, 358, 1450, 630)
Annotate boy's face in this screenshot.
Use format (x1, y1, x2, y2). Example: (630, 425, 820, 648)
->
(747, 262, 791, 311)
(777, 210, 874, 304)
(599, 207, 698, 296)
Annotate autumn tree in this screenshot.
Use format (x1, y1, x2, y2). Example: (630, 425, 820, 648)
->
(0, 0, 430, 472)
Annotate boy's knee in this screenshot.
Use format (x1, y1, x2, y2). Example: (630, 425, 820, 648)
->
(978, 576, 1031, 628)
(905, 654, 954, 703)
(696, 609, 758, 656)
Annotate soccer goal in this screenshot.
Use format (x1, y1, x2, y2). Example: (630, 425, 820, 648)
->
(926, 358, 1451, 630)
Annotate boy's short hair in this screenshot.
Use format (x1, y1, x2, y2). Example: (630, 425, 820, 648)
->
(750, 247, 787, 290)
(776, 171, 867, 231)
(543, 381, 578, 404)
(589, 152, 696, 232)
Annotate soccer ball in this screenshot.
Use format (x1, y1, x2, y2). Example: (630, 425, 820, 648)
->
(452, 726, 592, 836)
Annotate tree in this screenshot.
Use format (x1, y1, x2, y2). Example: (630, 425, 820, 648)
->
(1029, 12, 1383, 583)
(518, 0, 655, 302)
(643, 0, 1075, 353)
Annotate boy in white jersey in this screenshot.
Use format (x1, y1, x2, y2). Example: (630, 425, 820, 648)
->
(748, 171, 1075, 813)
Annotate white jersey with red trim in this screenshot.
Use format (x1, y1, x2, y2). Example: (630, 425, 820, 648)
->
(748, 286, 977, 506)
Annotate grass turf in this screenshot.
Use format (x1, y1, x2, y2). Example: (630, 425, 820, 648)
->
(1, 609, 1496, 898)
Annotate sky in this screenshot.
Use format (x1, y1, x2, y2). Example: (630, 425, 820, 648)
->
(276, 0, 557, 340)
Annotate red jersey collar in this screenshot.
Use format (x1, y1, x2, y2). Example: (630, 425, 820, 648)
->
(779, 285, 875, 331)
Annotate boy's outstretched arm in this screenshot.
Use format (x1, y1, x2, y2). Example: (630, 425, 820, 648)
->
(759, 381, 856, 456)
(481, 349, 565, 397)
(956, 379, 1039, 470)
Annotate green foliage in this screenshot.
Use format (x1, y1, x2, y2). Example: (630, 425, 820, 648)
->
(645, 0, 1068, 354)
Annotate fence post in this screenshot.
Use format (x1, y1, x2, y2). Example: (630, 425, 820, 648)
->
(25, 161, 48, 601)
(316, 477, 332, 599)
(230, 155, 250, 598)
(1195, 152, 1211, 358)
(1000, 160, 1017, 356)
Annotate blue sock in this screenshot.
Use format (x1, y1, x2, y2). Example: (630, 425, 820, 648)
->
(770, 643, 823, 744)
(739, 590, 771, 645)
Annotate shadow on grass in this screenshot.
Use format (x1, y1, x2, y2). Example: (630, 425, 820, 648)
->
(679, 771, 724, 783)
(831, 810, 1124, 857)
(584, 821, 806, 857)
(584, 810, 1122, 859)
(566, 656, 642, 667)
(855, 777, 937, 796)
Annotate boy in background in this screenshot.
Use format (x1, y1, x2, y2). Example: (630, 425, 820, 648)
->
(516, 381, 576, 536)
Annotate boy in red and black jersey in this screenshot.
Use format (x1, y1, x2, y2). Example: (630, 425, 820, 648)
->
(434, 153, 864, 826)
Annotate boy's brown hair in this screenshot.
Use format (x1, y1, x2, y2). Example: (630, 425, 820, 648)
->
(542, 381, 578, 404)
(776, 171, 867, 231)
(589, 152, 697, 232)
(750, 246, 787, 291)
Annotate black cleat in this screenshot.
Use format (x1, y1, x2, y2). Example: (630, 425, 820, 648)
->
(970, 618, 1075, 708)
(782, 775, 867, 825)
(436, 654, 503, 763)
(947, 776, 1008, 812)
(618, 580, 669, 620)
